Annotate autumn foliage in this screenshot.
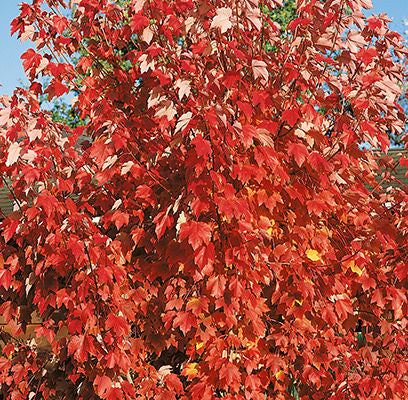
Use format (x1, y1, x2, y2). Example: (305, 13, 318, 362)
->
(1, 0, 408, 398)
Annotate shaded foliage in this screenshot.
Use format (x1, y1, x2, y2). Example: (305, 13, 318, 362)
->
(0, 1, 408, 400)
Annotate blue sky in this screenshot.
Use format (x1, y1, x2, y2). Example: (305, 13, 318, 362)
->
(0, 0, 407, 95)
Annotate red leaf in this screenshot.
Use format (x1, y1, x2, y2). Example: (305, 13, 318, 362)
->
(186, 297, 209, 314)
(191, 135, 212, 157)
(237, 101, 254, 119)
(241, 125, 257, 148)
(335, 297, 353, 320)
(5, 142, 21, 166)
(0, 269, 12, 290)
(106, 314, 129, 336)
(68, 335, 89, 362)
(52, 15, 68, 35)
(11, 364, 26, 384)
(211, 7, 232, 33)
(219, 362, 240, 385)
(356, 47, 377, 65)
(45, 79, 69, 100)
(223, 71, 242, 86)
(2, 220, 19, 243)
(282, 108, 299, 127)
(173, 311, 197, 335)
(154, 211, 173, 239)
(130, 15, 149, 31)
(111, 210, 130, 229)
(36, 192, 59, 217)
(288, 142, 308, 167)
(179, 221, 212, 250)
(21, 49, 41, 72)
(288, 17, 311, 31)
(106, 387, 123, 400)
(94, 375, 112, 397)
(306, 199, 326, 217)
(194, 243, 215, 275)
(175, 112, 192, 133)
(165, 373, 184, 395)
(207, 275, 226, 297)
(156, 390, 176, 400)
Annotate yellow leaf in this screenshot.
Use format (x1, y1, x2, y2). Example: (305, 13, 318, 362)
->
(306, 249, 321, 261)
(196, 342, 204, 350)
(347, 260, 364, 276)
(183, 362, 198, 377)
(312, 360, 321, 370)
(275, 370, 285, 380)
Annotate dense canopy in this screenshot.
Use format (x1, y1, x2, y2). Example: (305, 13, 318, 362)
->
(1, 0, 408, 399)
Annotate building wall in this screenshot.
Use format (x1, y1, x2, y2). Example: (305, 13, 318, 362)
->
(0, 180, 13, 216)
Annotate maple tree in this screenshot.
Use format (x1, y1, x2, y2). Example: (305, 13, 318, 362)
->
(1, 0, 408, 399)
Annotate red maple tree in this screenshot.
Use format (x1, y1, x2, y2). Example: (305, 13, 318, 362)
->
(1, 0, 408, 399)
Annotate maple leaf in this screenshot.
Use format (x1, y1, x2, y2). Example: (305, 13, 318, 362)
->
(175, 112, 193, 133)
(153, 211, 173, 239)
(252, 60, 269, 83)
(111, 210, 130, 229)
(179, 221, 212, 250)
(155, 100, 176, 121)
(282, 108, 299, 127)
(0, 269, 12, 290)
(36, 192, 59, 217)
(345, 29, 366, 53)
(194, 242, 215, 274)
(186, 297, 209, 314)
(360, 0, 373, 8)
(2, 220, 19, 243)
(191, 134, 212, 157)
(94, 375, 112, 397)
(106, 314, 129, 336)
(306, 249, 321, 262)
(173, 311, 197, 335)
(219, 362, 240, 386)
(182, 363, 199, 378)
(21, 48, 41, 72)
(175, 79, 191, 100)
(245, 374, 261, 391)
(156, 390, 176, 400)
(334, 297, 353, 320)
(223, 71, 241, 87)
(211, 8, 233, 33)
(130, 15, 149, 31)
(5, 142, 20, 167)
(52, 16, 68, 35)
(68, 335, 89, 362)
(132, 0, 146, 12)
(164, 374, 184, 395)
(106, 387, 123, 400)
(356, 47, 377, 65)
(0, 108, 10, 126)
(139, 54, 155, 73)
(306, 199, 326, 217)
(46, 79, 69, 100)
(288, 142, 308, 167)
(345, 259, 364, 276)
(207, 275, 226, 297)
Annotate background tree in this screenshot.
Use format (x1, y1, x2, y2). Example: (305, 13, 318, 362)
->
(1, 0, 408, 399)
